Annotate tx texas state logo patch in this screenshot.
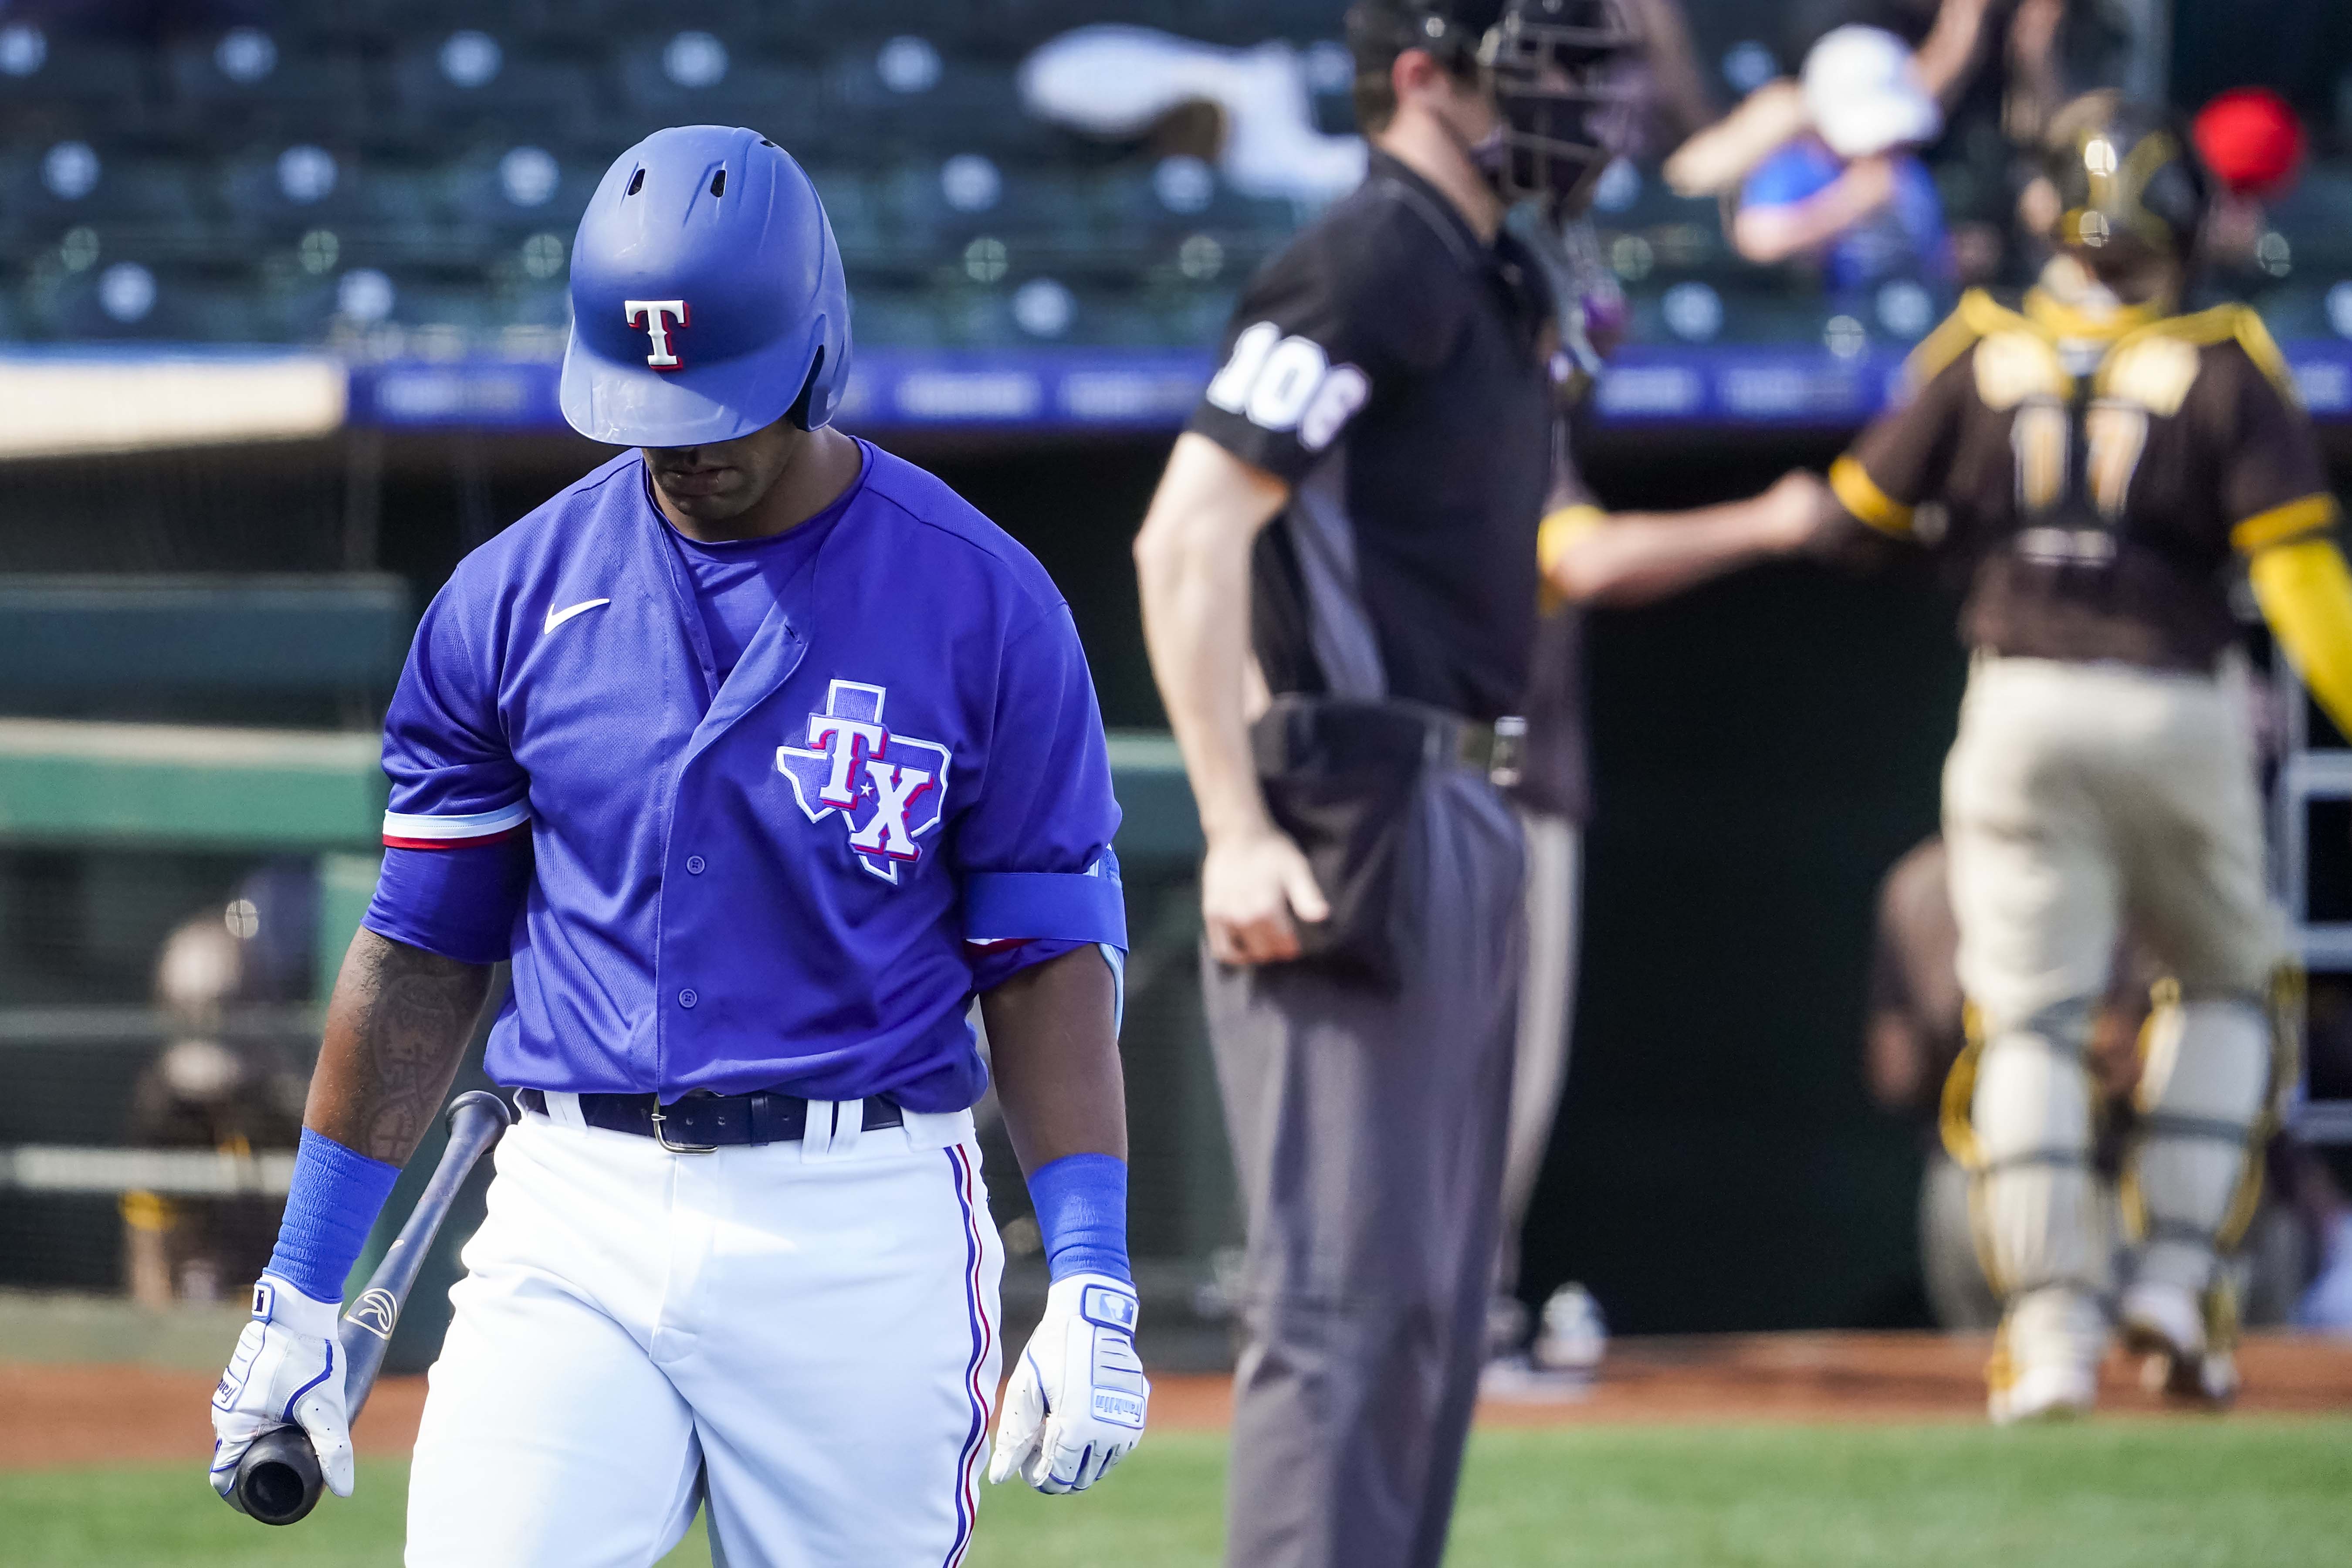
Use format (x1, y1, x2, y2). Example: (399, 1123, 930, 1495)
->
(776, 680, 951, 884)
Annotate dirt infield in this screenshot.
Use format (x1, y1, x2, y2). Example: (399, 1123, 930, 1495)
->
(9, 1332, 2351, 1472)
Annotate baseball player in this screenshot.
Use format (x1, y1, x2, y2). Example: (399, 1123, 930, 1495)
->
(207, 126, 1147, 1565)
(1735, 93, 2352, 1420)
(1497, 366, 1824, 1362)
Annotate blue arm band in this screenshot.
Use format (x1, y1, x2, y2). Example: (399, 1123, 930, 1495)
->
(265, 1128, 401, 1305)
(964, 870, 1127, 950)
(362, 841, 531, 967)
(1026, 1152, 1131, 1285)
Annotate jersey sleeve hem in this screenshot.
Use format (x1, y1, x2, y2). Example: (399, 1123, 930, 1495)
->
(357, 911, 507, 968)
(381, 801, 531, 850)
(964, 870, 1128, 950)
(2233, 494, 2339, 556)
(1829, 455, 1916, 539)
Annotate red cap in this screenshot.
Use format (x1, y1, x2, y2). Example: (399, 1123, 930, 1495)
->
(2193, 87, 2304, 197)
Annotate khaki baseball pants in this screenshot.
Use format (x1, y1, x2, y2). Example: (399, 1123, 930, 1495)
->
(1944, 656, 2283, 1356)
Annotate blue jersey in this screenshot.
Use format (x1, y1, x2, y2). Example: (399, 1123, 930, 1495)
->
(1740, 138, 1949, 292)
(362, 441, 1124, 1112)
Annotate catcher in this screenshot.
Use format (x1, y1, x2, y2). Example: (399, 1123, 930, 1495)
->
(1756, 91, 2351, 1420)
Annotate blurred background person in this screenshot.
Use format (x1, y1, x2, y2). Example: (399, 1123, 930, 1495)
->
(121, 862, 314, 1306)
(1730, 26, 1952, 292)
(1864, 835, 2308, 1335)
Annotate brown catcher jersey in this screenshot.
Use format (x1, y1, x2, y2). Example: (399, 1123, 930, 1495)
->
(1827, 289, 2336, 670)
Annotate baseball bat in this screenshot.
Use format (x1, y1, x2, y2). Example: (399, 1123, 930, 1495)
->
(227, 1090, 515, 1527)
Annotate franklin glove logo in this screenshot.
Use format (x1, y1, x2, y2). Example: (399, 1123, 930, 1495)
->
(777, 680, 951, 884)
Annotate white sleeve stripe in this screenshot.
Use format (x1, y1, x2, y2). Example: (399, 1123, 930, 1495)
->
(381, 803, 531, 840)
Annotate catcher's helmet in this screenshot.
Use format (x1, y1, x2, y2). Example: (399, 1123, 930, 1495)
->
(2043, 92, 2210, 264)
(560, 125, 851, 447)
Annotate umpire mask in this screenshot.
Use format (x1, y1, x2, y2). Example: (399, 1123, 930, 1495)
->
(1479, 0, 1645, 218)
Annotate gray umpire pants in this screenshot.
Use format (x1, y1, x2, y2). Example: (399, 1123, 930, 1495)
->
(1205, 764, 1525, 1568)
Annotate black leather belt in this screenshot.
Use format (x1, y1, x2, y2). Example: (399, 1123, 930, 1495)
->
(1458, 714, 1526, 789)
(1256, 697, 1526, 789)
(515, 1087, 904, 1153)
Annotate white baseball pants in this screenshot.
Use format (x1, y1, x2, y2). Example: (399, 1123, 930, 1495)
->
(405, 1100, 1003, 1568)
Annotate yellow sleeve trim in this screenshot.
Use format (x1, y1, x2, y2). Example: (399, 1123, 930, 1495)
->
(2233, 494, 2340, 556)
(1902, 295, 1989, 389)
(2250, 538, 2352, 740)
(2118, 303, 2300, 404)
(1536, 504, 1607, 574)
(1829, 455, 1914, 538)
(1958, 288, 2038, 342)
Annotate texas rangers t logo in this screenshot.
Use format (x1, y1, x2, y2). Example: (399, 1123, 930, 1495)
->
(623, 299, 689, 369)
(776, 681, 951, 884)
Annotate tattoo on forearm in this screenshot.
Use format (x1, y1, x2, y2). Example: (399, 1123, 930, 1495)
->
(315, 931, 492, 1164)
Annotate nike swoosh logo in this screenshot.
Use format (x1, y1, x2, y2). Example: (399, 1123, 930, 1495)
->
(543, 598, 610, 634)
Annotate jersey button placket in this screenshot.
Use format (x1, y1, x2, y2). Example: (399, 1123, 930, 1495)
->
(685, 855, 706, 874)
(678, 989, 698, 1009)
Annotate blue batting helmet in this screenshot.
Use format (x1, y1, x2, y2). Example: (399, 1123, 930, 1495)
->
(560, 125, 852, 447)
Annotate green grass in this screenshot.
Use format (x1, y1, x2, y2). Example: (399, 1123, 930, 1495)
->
(5, 1420, 2348, 1567)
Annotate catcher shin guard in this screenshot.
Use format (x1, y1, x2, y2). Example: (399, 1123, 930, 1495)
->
(2124, 993, 2271, 1298)
(1958, 999, 2108, 1416)
(1965, 1000, 2107, 1307)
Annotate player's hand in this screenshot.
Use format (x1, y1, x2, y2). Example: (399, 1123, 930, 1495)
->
(988, 1273, 1149, 1495)
(1201, 824, 1328, 966)
(1758, 469, 1833, 552)
(210, 1274, 354, 1501)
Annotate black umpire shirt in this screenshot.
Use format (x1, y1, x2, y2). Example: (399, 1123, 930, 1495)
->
(1186, 151, 1556, 724)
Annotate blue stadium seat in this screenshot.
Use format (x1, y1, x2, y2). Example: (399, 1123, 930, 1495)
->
(795, 0, 1000, 53)
(847, 288, 944, 349)
(1149, 282, 1241, 345)
(443, 147, 600, 242)
(35, 262, 260, 342)
(387, 33, 600, 149)
(999, 0, 1202, 46)
(220, 144, 371, 239)
(802, 166, 887, 259)
(827, 43, 1045, 156)
(589, 0, 773, 45)
(1, 145, 206, 245)
(612, 34, 828, 155)
(882, 158, 1098, 258)
(1180, 0, 1345, 45)
(930, 284, 1018, 347)
(1091, 161, 1297, 245)
(163, 31, 376, 143)
(0, 30, 153, 138)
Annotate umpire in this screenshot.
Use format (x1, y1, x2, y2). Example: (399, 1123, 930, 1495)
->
(1133, 3, 1640, 1561)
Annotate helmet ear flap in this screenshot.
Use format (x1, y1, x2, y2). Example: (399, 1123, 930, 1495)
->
(787, 347, 826, 432)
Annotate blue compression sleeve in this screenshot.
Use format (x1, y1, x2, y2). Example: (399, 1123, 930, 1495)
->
(1027, 1152, 1131, 1284)
(266, 1128, 400, 1304)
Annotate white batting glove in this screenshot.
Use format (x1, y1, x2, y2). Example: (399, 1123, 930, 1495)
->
(988, 1272, 1149, 1494)
(209, 1273, 355, 1500)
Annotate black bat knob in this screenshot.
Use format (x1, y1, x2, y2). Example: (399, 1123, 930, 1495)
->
(229, 1424, 325, 1526)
